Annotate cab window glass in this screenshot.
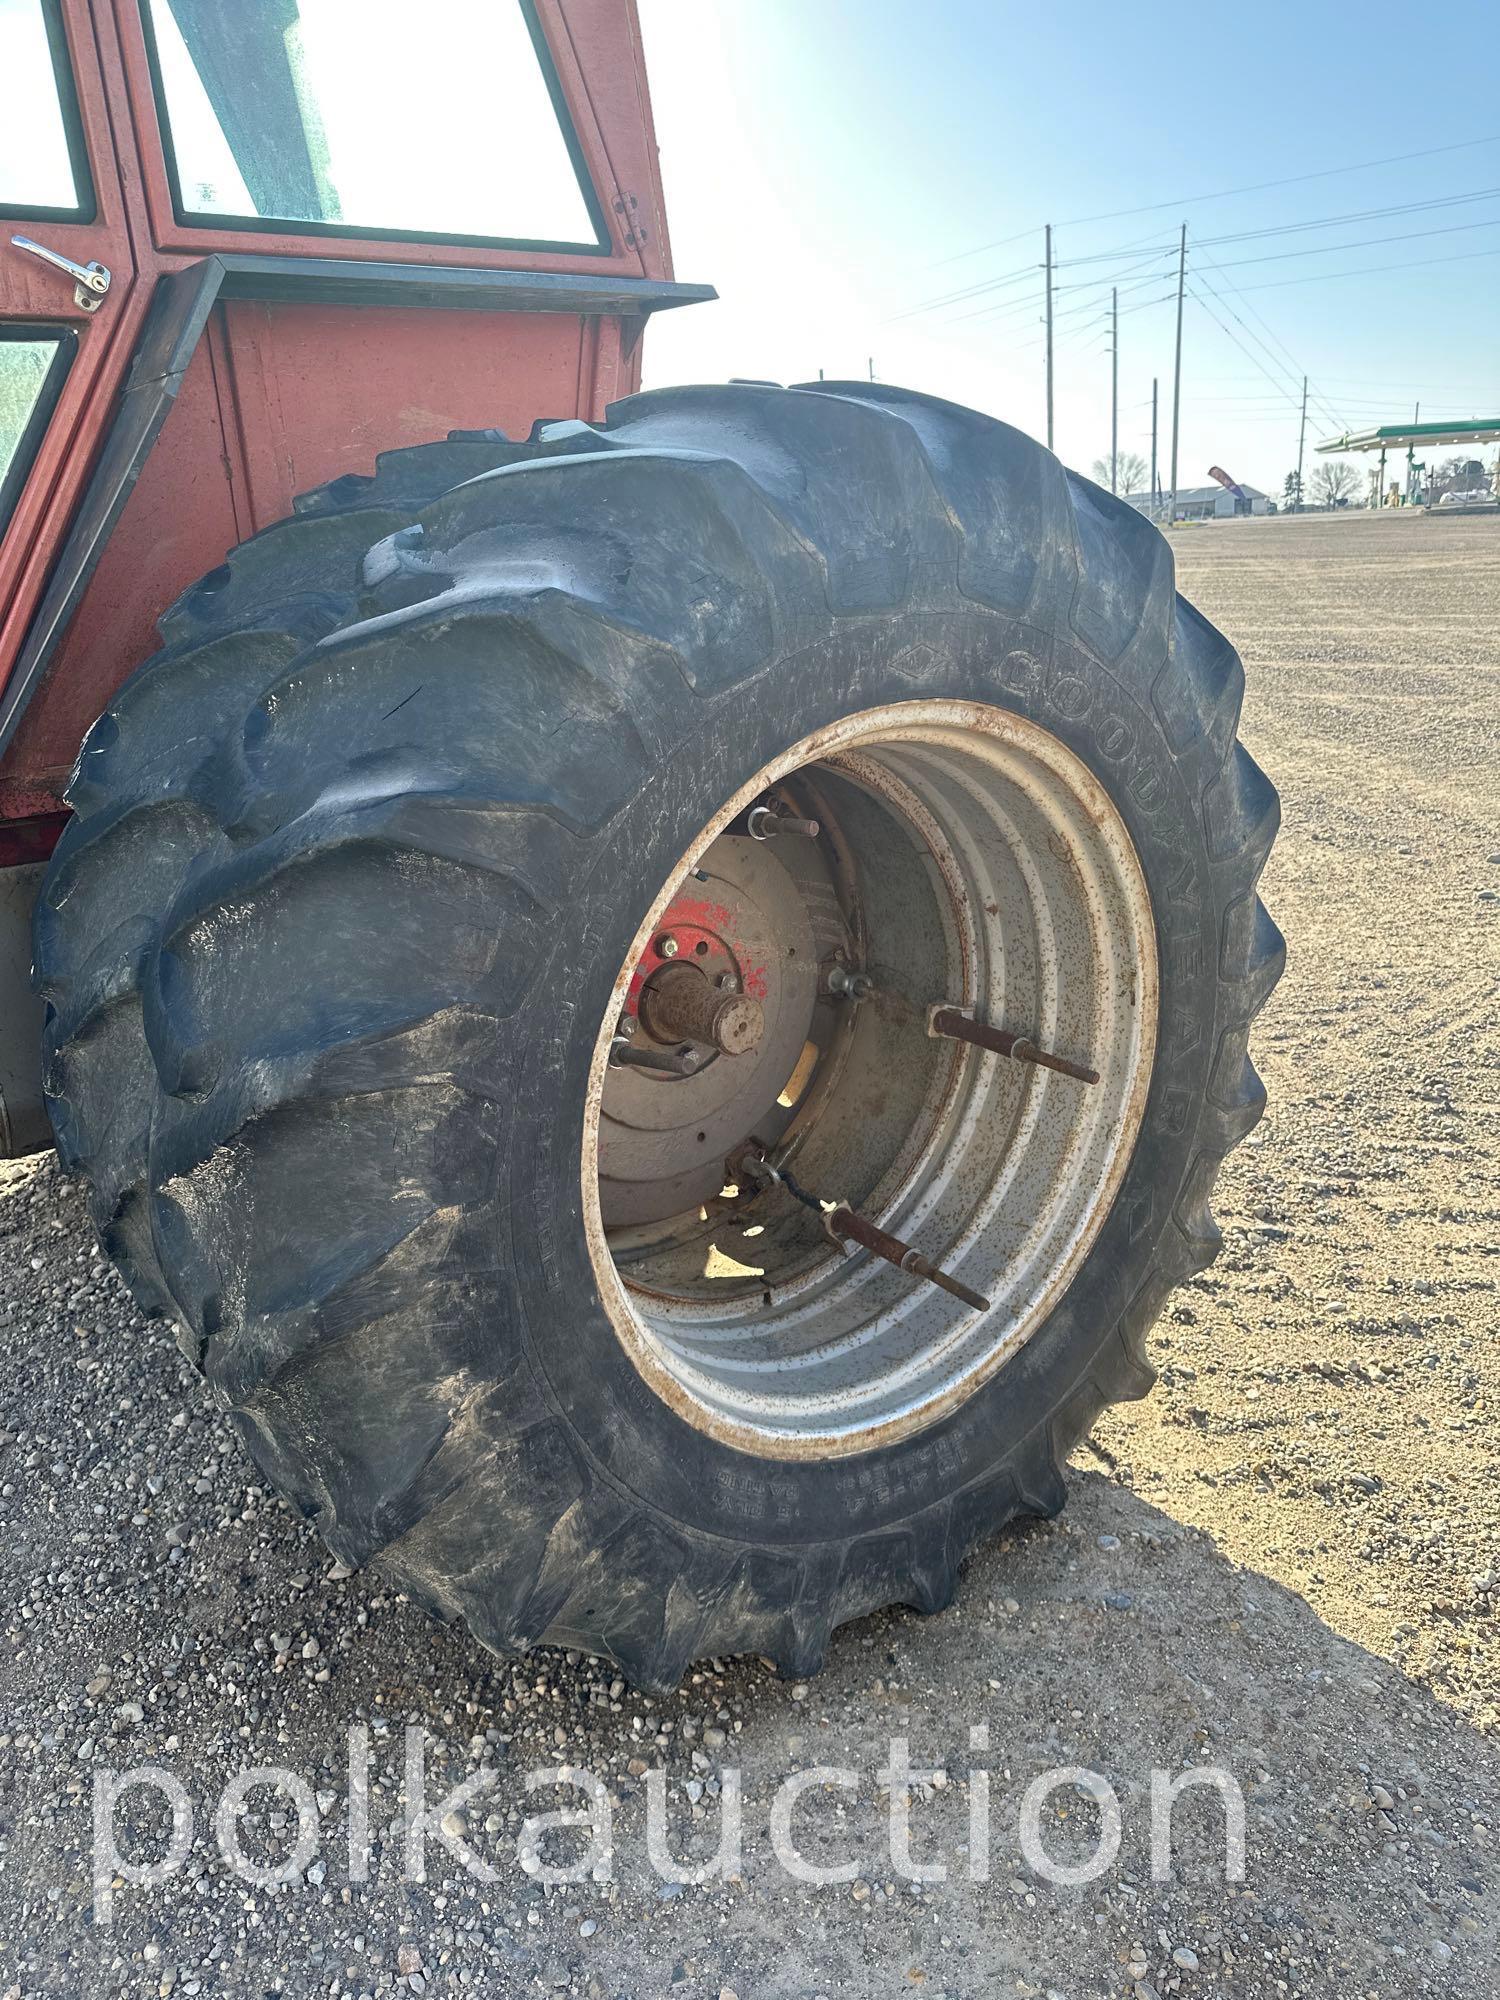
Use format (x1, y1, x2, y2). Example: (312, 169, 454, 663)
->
(0, 332, 74, 533)
(142, 0, 605, 250)
(0, 0, 93, 218)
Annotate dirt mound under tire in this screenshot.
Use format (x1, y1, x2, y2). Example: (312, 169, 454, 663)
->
(33, 384, 1282, 1690)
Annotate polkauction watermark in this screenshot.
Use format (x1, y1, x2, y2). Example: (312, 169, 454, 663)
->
(93, 1724, 1245, 1924)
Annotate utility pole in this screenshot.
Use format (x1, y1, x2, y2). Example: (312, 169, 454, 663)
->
(1295, 375, 1308, 512)
(1168, 223, 1186, 526)
(868, 357, 875, 382)
(1150, 377, 1159, 520)
(1110, 286, 1119, 493)
(1407, 400, 1419, 502)
(1044, 224, 1055, 452)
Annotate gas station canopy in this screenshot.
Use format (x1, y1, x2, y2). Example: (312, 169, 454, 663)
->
(1316, 419, 1500, 453)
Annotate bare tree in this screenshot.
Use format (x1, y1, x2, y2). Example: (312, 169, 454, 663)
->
(1311, 460, 1358, 508)
(1091, 450, 1148, 495)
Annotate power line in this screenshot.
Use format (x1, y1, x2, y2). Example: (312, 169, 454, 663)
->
(1184, 406, 1360, 430)
(893, 261, 1042, 321)
(1028, 207, 1500, 341)
(1136, 236, 1500, 444)
(1184, 211, 1500, 278)
(1190, 244, 1348, 432)
(1197, 242, 1500, 298)
(1192, 402, 1497, 418)
(898, 182, 1500, 322)
(1054, 257, 1178, 306)
(1161, 216, 1500, 436)
(964, 260, 1169, 332)
(895, 225, 1174, 322)
(1315, 375, 1500, 391)
(1188, 264, 1325, 422)
(1187, 393, 1494, 406)
(1047, 184, 1500, 271)
(1120, 290, 1179, 317)
(935, 258, 1170, 342)
(1186, 283, 1305, 418)
(1178, 184, 1500, 252)
(1197, 370, 1499, 387)
(892, 184, 1500, 324)
(1187, 273, 1344, 452)
(928, 132, 1500, 268)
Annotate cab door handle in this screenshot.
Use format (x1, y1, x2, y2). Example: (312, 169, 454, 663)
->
(10, 234, 112, 312)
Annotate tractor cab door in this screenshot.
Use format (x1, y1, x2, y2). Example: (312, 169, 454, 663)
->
(0, 0, 135, 692)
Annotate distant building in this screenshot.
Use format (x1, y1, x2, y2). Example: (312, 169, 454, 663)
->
(1123, 483, 1272, 521)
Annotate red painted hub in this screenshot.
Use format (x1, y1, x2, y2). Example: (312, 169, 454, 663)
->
(622, 888, 770, 1023)
(599, 835, 821, 1229)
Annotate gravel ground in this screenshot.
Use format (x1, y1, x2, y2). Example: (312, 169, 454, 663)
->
(1110, 509, 1500, 1730)
(1, 508, 1497, 1999)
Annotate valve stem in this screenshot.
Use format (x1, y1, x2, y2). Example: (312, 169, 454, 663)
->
(927, 1005, 1099, 1085)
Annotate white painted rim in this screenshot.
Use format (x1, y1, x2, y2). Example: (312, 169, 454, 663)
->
(582, 700, 1158, 1459)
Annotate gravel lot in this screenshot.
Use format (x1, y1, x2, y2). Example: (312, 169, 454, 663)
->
(1, 508, 1496, 1998)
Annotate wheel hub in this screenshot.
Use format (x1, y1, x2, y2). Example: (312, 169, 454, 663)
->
(597, 834, 824, 1229)
(636, 962, 765, 1057)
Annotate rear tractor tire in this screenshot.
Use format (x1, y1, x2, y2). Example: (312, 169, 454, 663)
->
(34, 384, 1282, 1690)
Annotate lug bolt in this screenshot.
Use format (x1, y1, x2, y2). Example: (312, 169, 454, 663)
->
(728, 1142, 990, 1313)
(656, 935, 680, 959)
(827, 964, 875, 1002)
(748, 804, 820, 841)
(609, 1036, 700, 1076)
(826, 1203, 991, 1313)
(927, 1005, 1099, 1084)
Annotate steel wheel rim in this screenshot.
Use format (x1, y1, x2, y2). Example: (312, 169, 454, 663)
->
(582, 699, 1158, 1458)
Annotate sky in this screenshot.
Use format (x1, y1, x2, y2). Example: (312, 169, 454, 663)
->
(636, 0, 1500, 497)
